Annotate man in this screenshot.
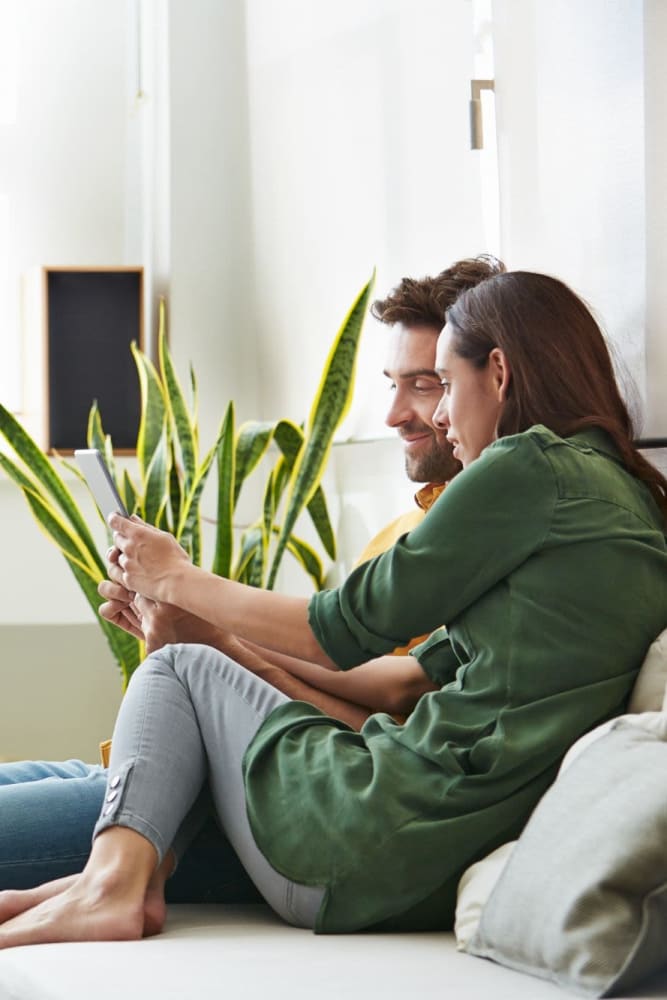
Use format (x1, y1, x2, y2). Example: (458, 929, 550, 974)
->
(113, 255, 505, 721)
(0, 255, 504, 907)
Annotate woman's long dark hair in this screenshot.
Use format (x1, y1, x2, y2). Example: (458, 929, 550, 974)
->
(446, 271, 667, 519)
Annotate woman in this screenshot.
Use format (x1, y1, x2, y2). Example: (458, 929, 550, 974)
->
(1, 271, 666, 947)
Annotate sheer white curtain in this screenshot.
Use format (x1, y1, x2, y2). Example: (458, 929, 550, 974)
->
(492, 0, 648, 424)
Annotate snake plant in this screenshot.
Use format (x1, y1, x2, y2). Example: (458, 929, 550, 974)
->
(0, 273, 374, 687)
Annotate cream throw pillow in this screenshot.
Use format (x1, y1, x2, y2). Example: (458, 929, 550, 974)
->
(454, 627, 667, 951)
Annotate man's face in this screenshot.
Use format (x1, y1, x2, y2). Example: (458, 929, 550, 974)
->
(384, 325, 461, 483)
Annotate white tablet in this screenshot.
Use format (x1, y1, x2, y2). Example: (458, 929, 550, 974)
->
(74, 448, 129, 521)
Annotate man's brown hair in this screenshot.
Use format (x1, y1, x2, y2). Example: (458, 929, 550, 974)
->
(371, 254, 506, 330)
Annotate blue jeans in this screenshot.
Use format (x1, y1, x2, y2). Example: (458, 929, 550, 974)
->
(0, 758, 261, 903)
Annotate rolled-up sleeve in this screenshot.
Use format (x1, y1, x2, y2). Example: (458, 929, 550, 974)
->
(308, 430, 556, 669)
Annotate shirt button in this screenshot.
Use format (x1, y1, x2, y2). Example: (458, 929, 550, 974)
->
(109, 775, 121, 789)
(106, 790, 118, 803)
(104, 805, 114, 816)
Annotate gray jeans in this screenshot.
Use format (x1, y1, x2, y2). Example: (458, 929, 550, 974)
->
(93, 643, 325, 928)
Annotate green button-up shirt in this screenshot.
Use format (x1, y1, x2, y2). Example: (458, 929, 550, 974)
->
(243, 426, 667, 932)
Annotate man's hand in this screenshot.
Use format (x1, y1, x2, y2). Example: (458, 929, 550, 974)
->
(107, 514, 192, 603)
(98, 578, 145, 640)
(98, 572, 231, 655)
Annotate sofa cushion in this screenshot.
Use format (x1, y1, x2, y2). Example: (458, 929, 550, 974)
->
(627, 627, 667, 713)
(466, 714, 667, 997)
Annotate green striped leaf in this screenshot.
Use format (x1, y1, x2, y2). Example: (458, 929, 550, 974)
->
(285, 534, 324, 590)
(121, 468, 139, 516)
(212, 402, 235, 578)
(0, 403, 105, 570)
(305, 485, 336, 560)
(167, 440, 182, 535)
(177, 418, 227, 543)
(22, 487, 103, 579)
(159, 314, 197, 492)
(233, 524, 264, 581)
(132, 341, 167, 485)
(234, 421, 275, 506)
(267, 273, 374, 587)
(87, 403, 106, 454)
(143, 427, 170, 525)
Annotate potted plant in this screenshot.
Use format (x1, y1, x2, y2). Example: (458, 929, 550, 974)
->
(0, 274, 374, 687)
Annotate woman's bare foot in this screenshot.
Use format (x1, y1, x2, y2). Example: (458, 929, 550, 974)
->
(0, 828, 158, 949)
(142, 850, 175, 937)
(0, 875, 77, 924)
(0, 846, 175, 941)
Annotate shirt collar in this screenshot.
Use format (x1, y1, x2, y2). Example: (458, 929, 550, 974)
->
(566, 427, 622, 462)
(414, 482, 447, 512)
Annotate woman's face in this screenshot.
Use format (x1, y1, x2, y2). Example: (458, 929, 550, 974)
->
(432, 324, 508, 468)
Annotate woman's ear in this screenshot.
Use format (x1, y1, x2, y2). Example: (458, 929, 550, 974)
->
(488, 347, 511, 401)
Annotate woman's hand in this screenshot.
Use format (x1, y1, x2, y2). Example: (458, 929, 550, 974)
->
(107, 514, 192, 603)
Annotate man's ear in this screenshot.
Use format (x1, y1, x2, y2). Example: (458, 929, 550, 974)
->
(488, 347, 511, 401)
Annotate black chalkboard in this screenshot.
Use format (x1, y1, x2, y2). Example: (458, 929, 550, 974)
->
(46, 269, 143, 452)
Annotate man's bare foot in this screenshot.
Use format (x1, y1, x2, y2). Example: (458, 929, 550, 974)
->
(0, 875, 77, 924)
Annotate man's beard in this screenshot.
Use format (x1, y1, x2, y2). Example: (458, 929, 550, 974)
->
(404, 435, 461, 484)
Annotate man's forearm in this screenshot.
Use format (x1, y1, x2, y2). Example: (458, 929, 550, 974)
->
(237, 641, 437, 716)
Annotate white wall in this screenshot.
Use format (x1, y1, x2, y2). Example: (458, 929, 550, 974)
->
(244, 0, 488, 439)
(0, 0, 129, 410)
(168, 0, 259, 443)
(644, 0, 667, 436)
(492, 0, 647, 419)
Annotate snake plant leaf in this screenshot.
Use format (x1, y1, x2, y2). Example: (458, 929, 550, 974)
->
(159, 315, 197, 492)
(245, 542, 266, 589)
(269, 419, 334, 556)
(190, 363, 199, 450)
(67, 556, 142, 689)
(121, 468, 139, 516)
(304, 486, 336, 560)
(212, 401, 235, 578)
(262, 468, 275, 545)
(85, 403, 119, 483)
(271, 457, 291, 513)
(285, 534, 325, 590)
(233, 524, 264, 582)
(12, 457, 143, 688)
(272, 418, 305, 464)
(234, 421, 276, 507)
(95, 610, 143, 689)
(143, 427, 170, 525)
(87, 402, 106, 454)
(167, 440, 181, 535)
(177, 415, 227, 542)
(21, 486, 103, 579)
(267, 272, 374, 588)
(0, 452, 44, 495)
(132, 341, 167, 485)
(0, 402, 105, 564)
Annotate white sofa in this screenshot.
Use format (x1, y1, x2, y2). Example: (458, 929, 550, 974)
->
(3, 628, 667, 1000)
(1, 903, 667, 1000)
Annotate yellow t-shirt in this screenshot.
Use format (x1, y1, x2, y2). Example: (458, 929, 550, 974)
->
(353, 483, 446, 656)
